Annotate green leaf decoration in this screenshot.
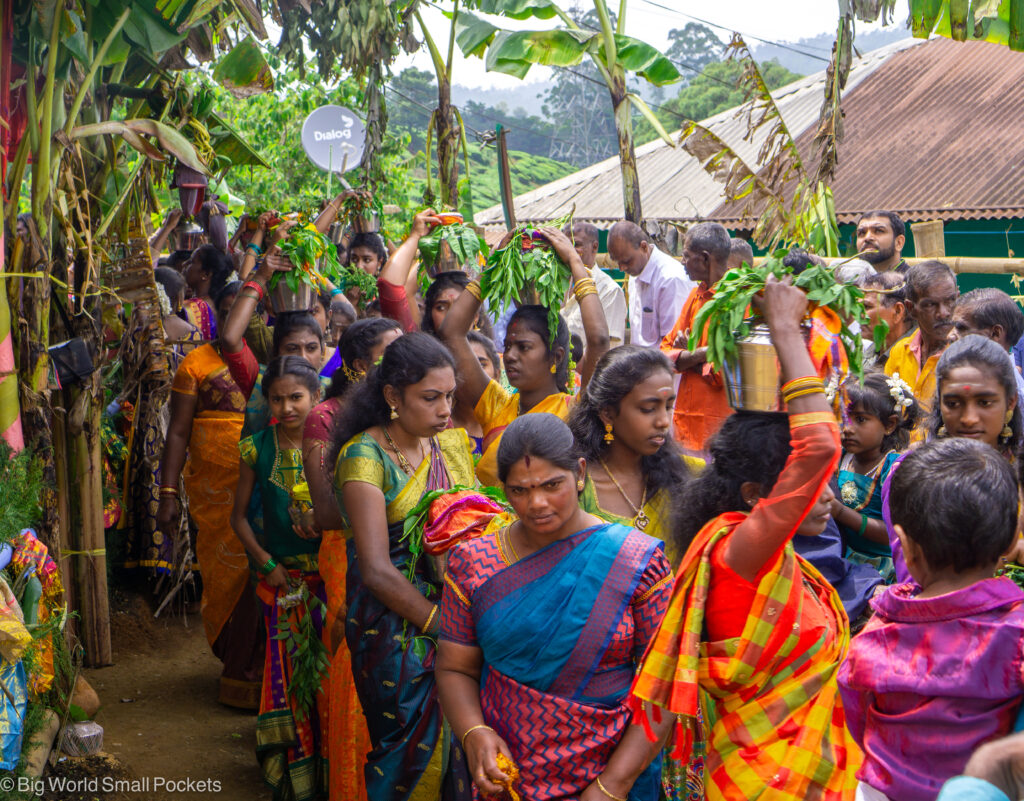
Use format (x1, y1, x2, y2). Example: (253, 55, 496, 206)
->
(212, 36, 274, 99)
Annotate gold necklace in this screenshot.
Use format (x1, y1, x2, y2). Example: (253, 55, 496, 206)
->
(598, 458, 649, 531)
(382, 425, 422, 475)
(278, 427, 302, 451)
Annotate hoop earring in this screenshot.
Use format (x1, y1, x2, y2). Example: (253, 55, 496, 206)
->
(390, 407, 399, 420)
(603, 423, 614, 443)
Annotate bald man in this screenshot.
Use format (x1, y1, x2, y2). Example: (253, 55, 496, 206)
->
(561, 222, 627, 346)
(607, 221, 694, 348)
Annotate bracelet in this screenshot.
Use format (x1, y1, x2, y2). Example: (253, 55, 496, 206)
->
(422, 604, 439, 632)
(246, 242, 263, 255)
(780, 376, 823, 394)
(242, 280, 265, 303)
(782, 386, 826, 403)
(465, 280, 482, 301)
(857, 513, 869, 537)
(158, 486, 179, 497)
(574, 286, 599, 301)
(595, 776, 628, 801)
(460, 723, 496, 751)
(573, 277, 596, 291)
(330, 287, 345, 297)
(260, 557, 278, 576)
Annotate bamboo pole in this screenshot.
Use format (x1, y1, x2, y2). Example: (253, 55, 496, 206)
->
(751, 256, 1024, 275)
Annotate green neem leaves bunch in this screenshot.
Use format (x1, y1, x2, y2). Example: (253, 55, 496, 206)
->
(273, 582, 330, 721)
(339, 265, 378, 307)
(689, 253, 874, 380)
(480, 213, 574, 346)
(418, 222, 489, 272)
(275, 223, 342, 294)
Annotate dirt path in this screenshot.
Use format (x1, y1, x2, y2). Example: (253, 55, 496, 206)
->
(79, 592, 270, 801)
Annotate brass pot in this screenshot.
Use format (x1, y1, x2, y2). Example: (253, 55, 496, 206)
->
(721, 321, 811, 411)
(270, 280, 316, 315)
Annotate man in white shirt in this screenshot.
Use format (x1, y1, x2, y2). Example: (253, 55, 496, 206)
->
(607, 220, 695, 348)
(561, 221, 627, 346)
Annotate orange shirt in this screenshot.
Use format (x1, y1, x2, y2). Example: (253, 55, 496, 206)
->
(884, 329, 940, 440)
(660, 285, 731, 455)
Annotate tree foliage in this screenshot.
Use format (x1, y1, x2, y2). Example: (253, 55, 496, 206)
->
(666, 22, 724, 79)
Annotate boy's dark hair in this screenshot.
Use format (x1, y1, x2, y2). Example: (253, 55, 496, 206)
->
(845, 371, 920, 452)
(890, 438, 1017, 572)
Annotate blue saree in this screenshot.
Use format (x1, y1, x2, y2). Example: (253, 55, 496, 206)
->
(442, 522, 672, 801)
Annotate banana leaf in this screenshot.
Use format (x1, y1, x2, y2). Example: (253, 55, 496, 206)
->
(212, 36, 274, 98)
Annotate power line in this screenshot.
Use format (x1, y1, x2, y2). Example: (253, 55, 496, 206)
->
(636, 0, 832, 62)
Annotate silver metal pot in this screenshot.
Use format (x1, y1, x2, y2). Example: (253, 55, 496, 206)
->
(270, 280, 316, 315)
(721, 321, 811, 411)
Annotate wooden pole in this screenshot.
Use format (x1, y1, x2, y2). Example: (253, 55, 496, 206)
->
(496, 126, 516, 231)
(752, 256, 1024, 275)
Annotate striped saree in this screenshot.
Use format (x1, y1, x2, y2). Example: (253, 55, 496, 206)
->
(630, 414, 861, 800)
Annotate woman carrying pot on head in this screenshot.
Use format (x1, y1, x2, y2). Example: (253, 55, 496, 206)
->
(568, 345, 694, 563)
(303, 317, 402, 801)
(182, 243, 235, 339)
(882, 334, 1024, 584)
(437, 412, 672, 801)
(157, 281, 264, 710)
(439, 227, 610, 487)
(331, 332, 476, 800)
(630, 276, 861, 800)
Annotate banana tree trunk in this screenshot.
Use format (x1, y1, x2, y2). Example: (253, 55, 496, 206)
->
(609, 73, 643, 223)
(435, 77, 460, 210)
(360, 61, 387, 188)
(0, 176, 24, 452)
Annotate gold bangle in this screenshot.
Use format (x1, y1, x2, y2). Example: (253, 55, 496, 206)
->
(574, 286, 599, 301)
(460, 723, 495, 751)
(574, 277, 596, 289)
(465, 280, 482, 301)
(780, 375, 823, 393)
(422, 604, 438, 632)
(783, 387, 826, 402)
(595, 776, 628, 801)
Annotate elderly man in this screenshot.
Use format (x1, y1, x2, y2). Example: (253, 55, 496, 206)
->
(607, 220, 694, 347)
(949, 287, 1024, 408)
(860, 272, 914, 368)
(856, 210, 908, 274)
(885, 260, 958, 421)
(659, 223, 734, 454)
(561, 221, 627, 346)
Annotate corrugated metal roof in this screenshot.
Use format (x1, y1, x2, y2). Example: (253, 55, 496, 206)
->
(474, 38, 920, 228)
(710, 37, 1024, 226)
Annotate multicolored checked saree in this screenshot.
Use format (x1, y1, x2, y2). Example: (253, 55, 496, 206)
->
(630, 413, 862, 801)
(334, 427, 475, 801)
(440, 522, 672, 800)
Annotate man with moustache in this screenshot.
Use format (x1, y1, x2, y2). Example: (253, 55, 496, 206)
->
(660, 222, 734, 455)
(885, 260, 959, 428)
(856, 210, 908, 274)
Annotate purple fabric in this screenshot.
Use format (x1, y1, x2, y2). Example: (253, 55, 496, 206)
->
(320, 347, 341, 379)
(793, 515, 882, 621)
(880, 451, 912, 584)
(838, 577, 1024, 801)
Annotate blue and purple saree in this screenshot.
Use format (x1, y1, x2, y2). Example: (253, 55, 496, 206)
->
(441, 522, 672, 800)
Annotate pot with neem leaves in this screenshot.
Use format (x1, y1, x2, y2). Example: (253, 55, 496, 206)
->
(720, 321, 812, 411)
(270, 280, 316, 315)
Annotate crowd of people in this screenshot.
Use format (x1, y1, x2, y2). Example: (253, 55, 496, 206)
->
(131, 196, 1024, 801)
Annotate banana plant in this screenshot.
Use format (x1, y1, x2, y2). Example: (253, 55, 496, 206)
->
(848, 0, 1024, 50)
(455, 0, 681, 222)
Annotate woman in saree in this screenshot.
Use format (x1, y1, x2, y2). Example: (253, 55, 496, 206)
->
(182, 243, 235, 339)
(303, 317, 401, 801)
(331, 332, 476, 800)
(231, 356, 327, 801)
(568, 345, 694, 561)
(629, 277, 861, 800)
(157, 282, 263, 710)
(439, 227, 609, 487)
(436, 412, 672, 800)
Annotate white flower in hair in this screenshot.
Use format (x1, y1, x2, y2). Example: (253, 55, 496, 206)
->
(227, 270, 240, 285)
(155, 283, 172, 317)
(824, 372, 841, 405)
(886, 373, 915, 410)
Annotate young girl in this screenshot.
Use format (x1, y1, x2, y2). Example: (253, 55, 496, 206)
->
(230, 355, 328, 801)
(839, 437, 1024, 801)
(832, 371, 919, 583)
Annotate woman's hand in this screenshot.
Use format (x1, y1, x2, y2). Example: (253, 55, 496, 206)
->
(267, 218, 299, 249)
(536, 227, 584, 272)
(581, 773, 632, 801)
(463, 726, 515, 797)
(410, 208, 442, 239)
(156, 496, 179, 535)
(264, 564, 291, 590)
(292, 523, 322, 541)
(760, 274, 808, 333)
(257, 211, 279, 233)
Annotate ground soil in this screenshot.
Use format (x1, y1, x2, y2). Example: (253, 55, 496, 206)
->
(53, 586, 272, 801)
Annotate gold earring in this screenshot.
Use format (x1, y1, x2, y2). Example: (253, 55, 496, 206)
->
(1002, 410, 1013, 440)
(550, 363, 557, 374)
(603, 423, 614, 443)
(937, 425, 947, 437)
(390, 407, 399, 420)
(576, 479, 585, 492)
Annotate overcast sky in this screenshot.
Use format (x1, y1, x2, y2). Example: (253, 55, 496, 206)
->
(394, 0, 910, 88)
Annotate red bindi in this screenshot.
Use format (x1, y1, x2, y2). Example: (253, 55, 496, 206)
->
(963, 385, 971, 392)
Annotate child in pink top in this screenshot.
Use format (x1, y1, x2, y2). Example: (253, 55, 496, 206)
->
(839, 437, 1024, 801)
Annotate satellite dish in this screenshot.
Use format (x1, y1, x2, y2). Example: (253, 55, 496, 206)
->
(300, 105, 366, 173)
